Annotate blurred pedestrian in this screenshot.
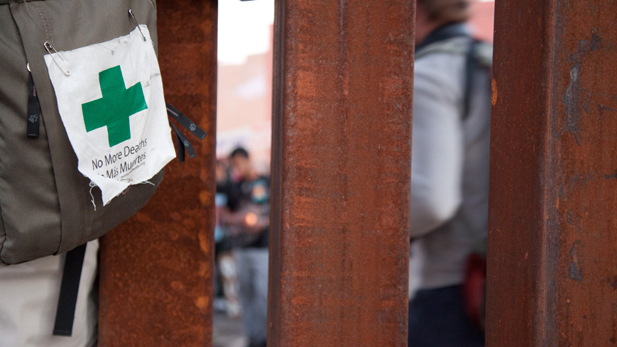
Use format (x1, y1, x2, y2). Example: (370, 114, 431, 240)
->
(224, 148, 270, 347)
(215, 159, 242, 319)
(408, 0, 492, 346)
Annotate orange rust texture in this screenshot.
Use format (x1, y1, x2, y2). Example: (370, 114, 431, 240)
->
(487, 1, 617, 346)
(98, 1, 217, 346)
(268, 1, 414, 346)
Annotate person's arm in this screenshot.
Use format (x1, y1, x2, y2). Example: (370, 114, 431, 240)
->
(409, 59, 464, 238)
(222, 206, 264, 234)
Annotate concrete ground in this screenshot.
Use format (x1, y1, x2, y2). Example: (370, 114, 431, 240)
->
(213, 310, 247, 347)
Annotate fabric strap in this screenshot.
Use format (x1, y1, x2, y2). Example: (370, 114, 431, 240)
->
(166, 103, 206, 163)
(27, 71, 41, 138)
(170, 122, 195, 162)
(166, 103, 207, 140)
(415, 22, 470, 52)
(462, 40, 482, 121)
(416, 23, 485, 122)
(53, 243, 87, 336)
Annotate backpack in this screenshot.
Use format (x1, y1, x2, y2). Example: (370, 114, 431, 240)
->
(1, 1, 178, 265)
(0, 0, 204, 336)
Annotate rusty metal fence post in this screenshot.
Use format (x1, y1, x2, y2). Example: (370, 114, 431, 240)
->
(98, 1, 217, 345)
(487, 0, 617, 345)
(268, 1, 414, 346)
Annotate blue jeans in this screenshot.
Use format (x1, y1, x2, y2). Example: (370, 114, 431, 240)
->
(234, 248, 269, 346)
(408, 285, 485, 347)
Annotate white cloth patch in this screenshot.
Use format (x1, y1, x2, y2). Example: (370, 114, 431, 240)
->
(45, 26, 175, 205)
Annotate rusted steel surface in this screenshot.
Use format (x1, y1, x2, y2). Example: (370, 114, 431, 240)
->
(268, 1, 414, 346)
(98, 1, 217, 346)
(487, 0, 617, 346)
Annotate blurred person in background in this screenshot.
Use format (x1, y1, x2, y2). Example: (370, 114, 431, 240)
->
(408, 0, 492, 346)
(215, 159, 241, 319)
(224, 147, 270, 347)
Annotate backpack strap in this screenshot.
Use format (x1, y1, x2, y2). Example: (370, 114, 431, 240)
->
(53, 243, 87, 336)
(463, 40, 494, 122)
(415, 22, 470, 52)
(166, 103, 207, 162)
(462, 39, 482, 121)
(417, 38, 488, 121)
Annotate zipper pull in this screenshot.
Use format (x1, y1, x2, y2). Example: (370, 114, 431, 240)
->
(26, 63, 40, 139)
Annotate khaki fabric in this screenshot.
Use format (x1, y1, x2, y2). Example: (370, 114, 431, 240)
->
(0, 240, 98, 347)
(0, 0, 161, 264)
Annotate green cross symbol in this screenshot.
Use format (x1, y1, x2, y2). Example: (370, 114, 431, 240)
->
(81, 65, 147, 147)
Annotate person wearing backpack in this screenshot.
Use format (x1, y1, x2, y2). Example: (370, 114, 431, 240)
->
(408, 0, 492, 346)
(0, 2, 160, 345)
(0, 1, 205, 345)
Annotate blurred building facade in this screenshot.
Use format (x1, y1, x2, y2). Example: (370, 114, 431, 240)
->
(217, 42, 273, 173)
(216, 1, 495, 173)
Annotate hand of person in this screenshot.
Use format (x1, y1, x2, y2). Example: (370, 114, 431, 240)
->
(242, 211, 270, 233)
(224, 205, 268, 233)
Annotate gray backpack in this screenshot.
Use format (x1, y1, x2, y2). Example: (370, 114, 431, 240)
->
(1, 0, 162, 265)
(1, 0, 206, 336)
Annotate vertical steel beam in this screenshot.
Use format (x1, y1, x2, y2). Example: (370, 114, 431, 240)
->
(488, 0, 617, 346)
(268, 1, 414, 346)
(98, 1, 217, 346)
